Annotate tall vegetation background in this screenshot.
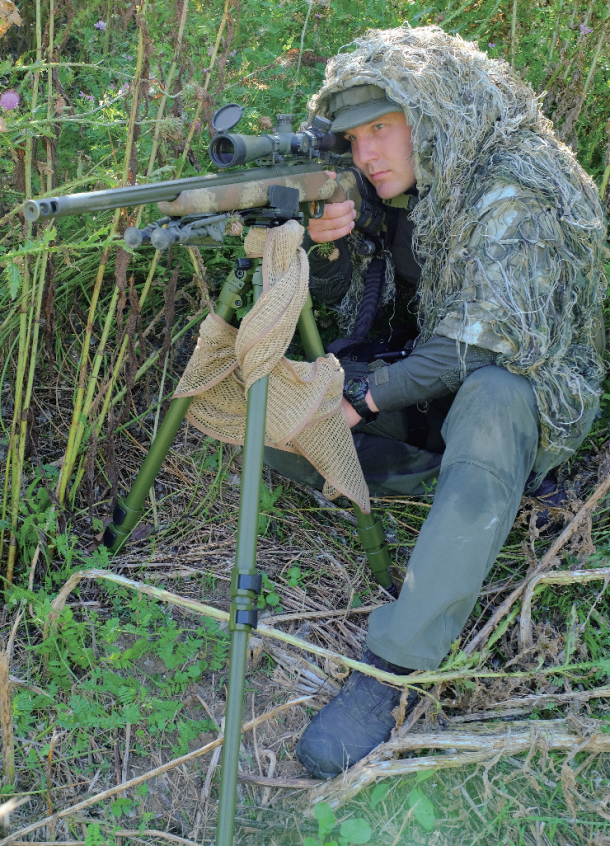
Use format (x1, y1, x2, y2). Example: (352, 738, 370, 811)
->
(0, 0, 609, 843)
(1, 0, 609, 585)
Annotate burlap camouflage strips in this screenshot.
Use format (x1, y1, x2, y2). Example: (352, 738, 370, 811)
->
(309, 25, 607, 454)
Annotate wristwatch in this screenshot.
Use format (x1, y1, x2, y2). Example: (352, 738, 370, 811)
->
(343, 376, 379, 425)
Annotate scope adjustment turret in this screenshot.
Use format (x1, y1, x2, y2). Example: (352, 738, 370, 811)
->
(274, 114, 293, 132)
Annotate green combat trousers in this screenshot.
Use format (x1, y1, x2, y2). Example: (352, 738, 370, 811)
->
(264, 364, 596, 671)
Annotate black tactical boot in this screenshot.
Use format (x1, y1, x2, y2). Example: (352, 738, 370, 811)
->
(526, 471, 568, 532)
(296, 649, 419, 779)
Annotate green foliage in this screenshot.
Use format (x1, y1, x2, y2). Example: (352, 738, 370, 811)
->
(407, 786, 436, 832)
(314, 802, 336, 838)
(84, 823, 105, 846)
(339, 818, 372, 844)
(258, 480, 284, 535)
(10, 572, 227, 765)
(255, 564, 308, 608)
(305, 802, 373, 846)
(257, 572, 281, 609)
(368, 781, 390, 809)
(110, 797, 133, 818)
(287, 565, 305, 586)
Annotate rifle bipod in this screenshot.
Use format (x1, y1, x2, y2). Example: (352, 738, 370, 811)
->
(101, 255, 396, 845)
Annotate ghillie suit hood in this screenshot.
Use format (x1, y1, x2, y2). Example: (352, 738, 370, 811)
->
(309, 26, 607, 454)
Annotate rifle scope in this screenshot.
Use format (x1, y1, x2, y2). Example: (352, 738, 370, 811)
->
(209, 115, 336, 169)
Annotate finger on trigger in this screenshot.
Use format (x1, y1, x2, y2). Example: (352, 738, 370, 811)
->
(322, 201, 354, 219)
(310, 211, 353, 232)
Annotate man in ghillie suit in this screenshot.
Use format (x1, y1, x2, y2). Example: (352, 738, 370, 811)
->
(264, 25, 608, 779)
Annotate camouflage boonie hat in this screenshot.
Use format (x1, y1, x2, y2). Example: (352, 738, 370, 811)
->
(328, 84, 402, 132)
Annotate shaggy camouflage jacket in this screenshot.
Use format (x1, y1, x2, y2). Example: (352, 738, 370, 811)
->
(308, 26, 608, 454)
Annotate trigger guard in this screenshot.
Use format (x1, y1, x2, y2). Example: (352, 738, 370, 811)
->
(310, 200, 325, 219)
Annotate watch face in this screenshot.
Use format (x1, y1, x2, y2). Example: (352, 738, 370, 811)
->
(346, 378, 365, 398)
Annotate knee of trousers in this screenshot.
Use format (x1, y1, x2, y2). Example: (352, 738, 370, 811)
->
(263, 446, 325, 489)
(440, 365, 539, 487)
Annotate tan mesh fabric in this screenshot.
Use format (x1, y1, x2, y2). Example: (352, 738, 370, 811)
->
(174, 221, 370, 513)
(243, 226, 268, 258)
(173, 313, 238, 395)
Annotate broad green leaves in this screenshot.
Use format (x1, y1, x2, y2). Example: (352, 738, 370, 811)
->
(339, 818, 372, 844)
(6, 258, 21, 299)
(408, 787, 436, 832)
(369, 781, 390, 808)
(314, 801, 336, 839)
(310, 802, 372, 845)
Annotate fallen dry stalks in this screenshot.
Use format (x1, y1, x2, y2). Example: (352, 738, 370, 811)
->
(0, 697, 311, 845)
(46, 569, 610, 690)
(519, 566, 610, 650)
(300, 718, 610, 811)
(10, 833, 202, 846)
(466, 465, 610, 655)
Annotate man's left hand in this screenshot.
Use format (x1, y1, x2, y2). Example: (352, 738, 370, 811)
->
(342, 385, 379, 428)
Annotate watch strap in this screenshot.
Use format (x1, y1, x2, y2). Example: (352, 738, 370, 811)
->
(343, 377, 379, 425)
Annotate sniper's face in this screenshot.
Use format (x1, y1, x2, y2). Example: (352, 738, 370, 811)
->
(344, 111, 416, 199)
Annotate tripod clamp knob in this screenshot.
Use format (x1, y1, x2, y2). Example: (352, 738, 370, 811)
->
(229, 571, 263, 632)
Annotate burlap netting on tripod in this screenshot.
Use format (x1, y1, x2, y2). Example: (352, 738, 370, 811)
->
(173, 220, 370, 513)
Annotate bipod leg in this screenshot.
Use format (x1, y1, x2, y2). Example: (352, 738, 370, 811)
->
(102, 261, 255, 554)
(297, 292, 396, 595)
(102, 395, 194, 552)
(353, 503, 395, 593)
(216, 260, 266, 846)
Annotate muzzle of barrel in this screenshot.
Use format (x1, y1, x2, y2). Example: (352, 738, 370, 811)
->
(24, 199, 60, 221)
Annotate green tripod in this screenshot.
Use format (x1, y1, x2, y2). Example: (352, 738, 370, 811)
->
(102, 249, 395, 846)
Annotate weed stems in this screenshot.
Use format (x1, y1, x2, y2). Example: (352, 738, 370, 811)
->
(176, 0, 231, 180)
(290, 0, 313, 115)
(0, 652, 14, 786)
(58, 0, 150, 505)
(548, 0, 564, 61)
(14, 0, 57, 562)
(441, 0, 476, 29)
(139, 0, 190, 215)
(582, 22, 609, 98)
(149, 353, 170, 529)
(4, 0, 45, 585)
(8, 2, 58, 583)
(510, 0, 518, 69)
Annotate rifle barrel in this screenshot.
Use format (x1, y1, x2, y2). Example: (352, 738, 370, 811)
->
(23, 162, 327, 222)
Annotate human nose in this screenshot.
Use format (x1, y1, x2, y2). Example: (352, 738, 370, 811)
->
(354, 137, 380, 166)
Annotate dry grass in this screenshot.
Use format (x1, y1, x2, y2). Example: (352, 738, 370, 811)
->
(2, 393, 610, 843)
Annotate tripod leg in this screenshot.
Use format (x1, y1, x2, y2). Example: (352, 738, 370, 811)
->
(216, 261, 267, 846)
(103, 264, 255, 554)
(102, 395, 194, 552)
(297, 293, 395, 593)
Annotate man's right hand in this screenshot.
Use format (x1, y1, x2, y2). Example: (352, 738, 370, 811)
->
(307, 199, 356, 244)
